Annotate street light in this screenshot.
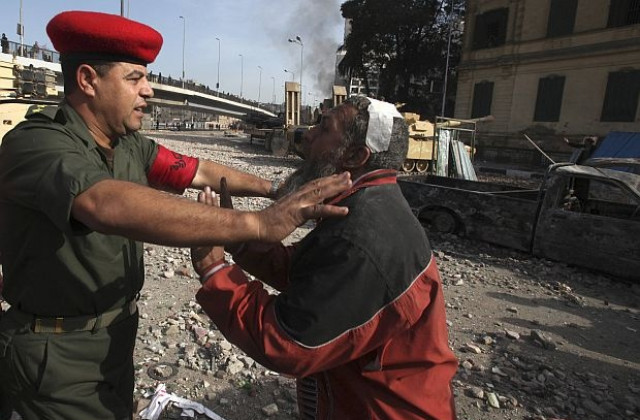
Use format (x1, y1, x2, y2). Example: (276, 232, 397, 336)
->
(257, 66, 263, 104)
(288, 35, 303, 101)
(120, 0, 130, 17)
(215, 37, 221, 94)
(179, 16, 186, 89)
(441, 0, 456, 117)
(270, 76, 276, 104)
(284, 68, 295, 82)
(238, 54, 243, 98)
(308, 91, 317, 107)
(18, 0, 24, 56)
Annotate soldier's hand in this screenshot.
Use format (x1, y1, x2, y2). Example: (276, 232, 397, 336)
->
(191, 186, 226, 276)
(218, 178, 244, 255)
(256, 172, 351, 242)
(219, 177, 233, 210)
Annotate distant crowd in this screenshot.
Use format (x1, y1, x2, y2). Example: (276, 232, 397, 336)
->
(1, 33, 57, 62)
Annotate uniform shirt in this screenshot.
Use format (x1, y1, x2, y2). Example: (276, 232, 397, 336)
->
(0, 102, 157, 317)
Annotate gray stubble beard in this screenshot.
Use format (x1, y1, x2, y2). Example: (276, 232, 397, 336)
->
(277, 146, 347, 198)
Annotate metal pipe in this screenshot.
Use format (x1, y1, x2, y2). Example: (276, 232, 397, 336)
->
(257, 66, 262, 104)
(288, 36, 303, 103)
(239, 54, 243, 98)
(441, 1, 454, 117)
(179, 16, 186, 89)
(524, 134, 556, 164)
(19, 0, 24, 56)
(215, 37, 221, 94)
(271, 76, 275, 104)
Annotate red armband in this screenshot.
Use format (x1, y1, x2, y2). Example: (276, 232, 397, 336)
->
(147, 145, 199, 194)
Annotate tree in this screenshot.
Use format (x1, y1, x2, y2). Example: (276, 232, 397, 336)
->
(339, 0, 464, 119)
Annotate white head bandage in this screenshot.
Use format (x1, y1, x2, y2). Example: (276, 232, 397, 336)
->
(364, 97, 403, 153)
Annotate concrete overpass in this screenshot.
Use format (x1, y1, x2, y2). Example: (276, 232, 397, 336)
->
(2, 51, 276, 120)
(148, 82, 277, 119)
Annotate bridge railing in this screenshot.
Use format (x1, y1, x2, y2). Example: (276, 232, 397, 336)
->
(1, 40, 60, 64)
(147, 72, 267, 109)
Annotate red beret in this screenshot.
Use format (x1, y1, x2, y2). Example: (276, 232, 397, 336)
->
(46, 11, 163, 65)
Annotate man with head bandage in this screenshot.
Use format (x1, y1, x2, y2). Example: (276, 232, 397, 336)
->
(192, 96, 458, 419)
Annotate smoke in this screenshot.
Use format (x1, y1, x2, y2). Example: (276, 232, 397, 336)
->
(264, 0, 344, 102)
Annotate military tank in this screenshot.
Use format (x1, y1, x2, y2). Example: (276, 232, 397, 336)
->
(400, 113, 493, 179)
(401, 112, 436, 173)
(1, 55, 61, 144)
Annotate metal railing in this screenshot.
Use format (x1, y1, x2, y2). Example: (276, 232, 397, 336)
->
(146, 72, 273, 111)
(1, 40, 60, 63)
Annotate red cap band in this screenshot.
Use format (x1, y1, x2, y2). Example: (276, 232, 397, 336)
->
(148, 145, 199, 194)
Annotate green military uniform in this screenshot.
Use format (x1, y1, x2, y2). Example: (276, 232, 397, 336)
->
(0, 101, 159, 419)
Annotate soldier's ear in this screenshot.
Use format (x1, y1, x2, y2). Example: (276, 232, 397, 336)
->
(76, 64, 99, 97)
(341, 145, 370, 169)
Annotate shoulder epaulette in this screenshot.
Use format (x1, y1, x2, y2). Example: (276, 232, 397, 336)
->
(25, 105, 59, 120)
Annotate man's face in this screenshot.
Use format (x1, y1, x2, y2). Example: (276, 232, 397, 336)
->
(92, 62, 154, 138)
(279, 105, 356, 196)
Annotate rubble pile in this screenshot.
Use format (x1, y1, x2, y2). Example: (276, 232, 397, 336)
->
(131, 132, 639, 420)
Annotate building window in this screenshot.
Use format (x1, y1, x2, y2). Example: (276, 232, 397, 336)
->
(534, 76, 565, 122)
(607, 0, 640, 27)
(547, 0, 578, 37)
(472, 8, 509, 50)
(471, 81, 494, 118)
(601, 70, 640, 122)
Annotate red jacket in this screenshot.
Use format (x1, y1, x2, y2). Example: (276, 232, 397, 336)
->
(196, 171, 458, 419)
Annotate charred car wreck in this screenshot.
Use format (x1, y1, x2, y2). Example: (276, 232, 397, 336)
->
(398, 158, 640, 281)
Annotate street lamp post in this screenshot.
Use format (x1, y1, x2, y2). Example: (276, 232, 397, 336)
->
(18, 0, 24, 56)
(441, 1, 455, 117)
(239, 54, 244, 98)
(179, 16, 186, 89)
(288, 36, 303, 102)
(215, 37, 221, 95)
(257, 66, 263, 104)
(271, 76, 276, 104)
(284, 68, 295, 82)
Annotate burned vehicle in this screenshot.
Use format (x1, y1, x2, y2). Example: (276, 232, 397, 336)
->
(398, 159, 640, 281)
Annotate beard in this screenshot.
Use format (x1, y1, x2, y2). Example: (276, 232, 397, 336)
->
(277, 146, 346, 198)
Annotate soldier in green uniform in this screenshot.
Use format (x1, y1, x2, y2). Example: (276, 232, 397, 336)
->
(0, 10, 351, 420)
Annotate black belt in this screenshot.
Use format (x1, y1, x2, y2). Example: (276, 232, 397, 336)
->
(9, 299, 137, 333)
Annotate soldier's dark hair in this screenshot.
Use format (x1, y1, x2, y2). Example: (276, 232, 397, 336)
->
(61, 59, 117, 95)
(341, 95, 409, 171)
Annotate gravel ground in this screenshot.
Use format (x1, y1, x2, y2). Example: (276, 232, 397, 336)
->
(130, 130, 639, 420)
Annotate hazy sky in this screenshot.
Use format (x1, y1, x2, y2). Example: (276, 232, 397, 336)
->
(0, 0, 346, 104)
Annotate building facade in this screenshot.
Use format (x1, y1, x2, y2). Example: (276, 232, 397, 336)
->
(335, 19, 380, 98)
(455, 0, 640, 165)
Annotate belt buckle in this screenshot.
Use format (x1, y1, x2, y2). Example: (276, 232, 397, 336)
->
(33, 317, 64, 333)
(54, 317, 64, 333)
(33, 317, 42, 332)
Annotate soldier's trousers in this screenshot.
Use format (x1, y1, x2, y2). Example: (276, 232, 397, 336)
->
(0, 309, 138, 420)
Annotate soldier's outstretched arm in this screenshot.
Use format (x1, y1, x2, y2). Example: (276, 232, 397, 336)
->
(190, 159, 275, 198)
(70, 172, 351, 247)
